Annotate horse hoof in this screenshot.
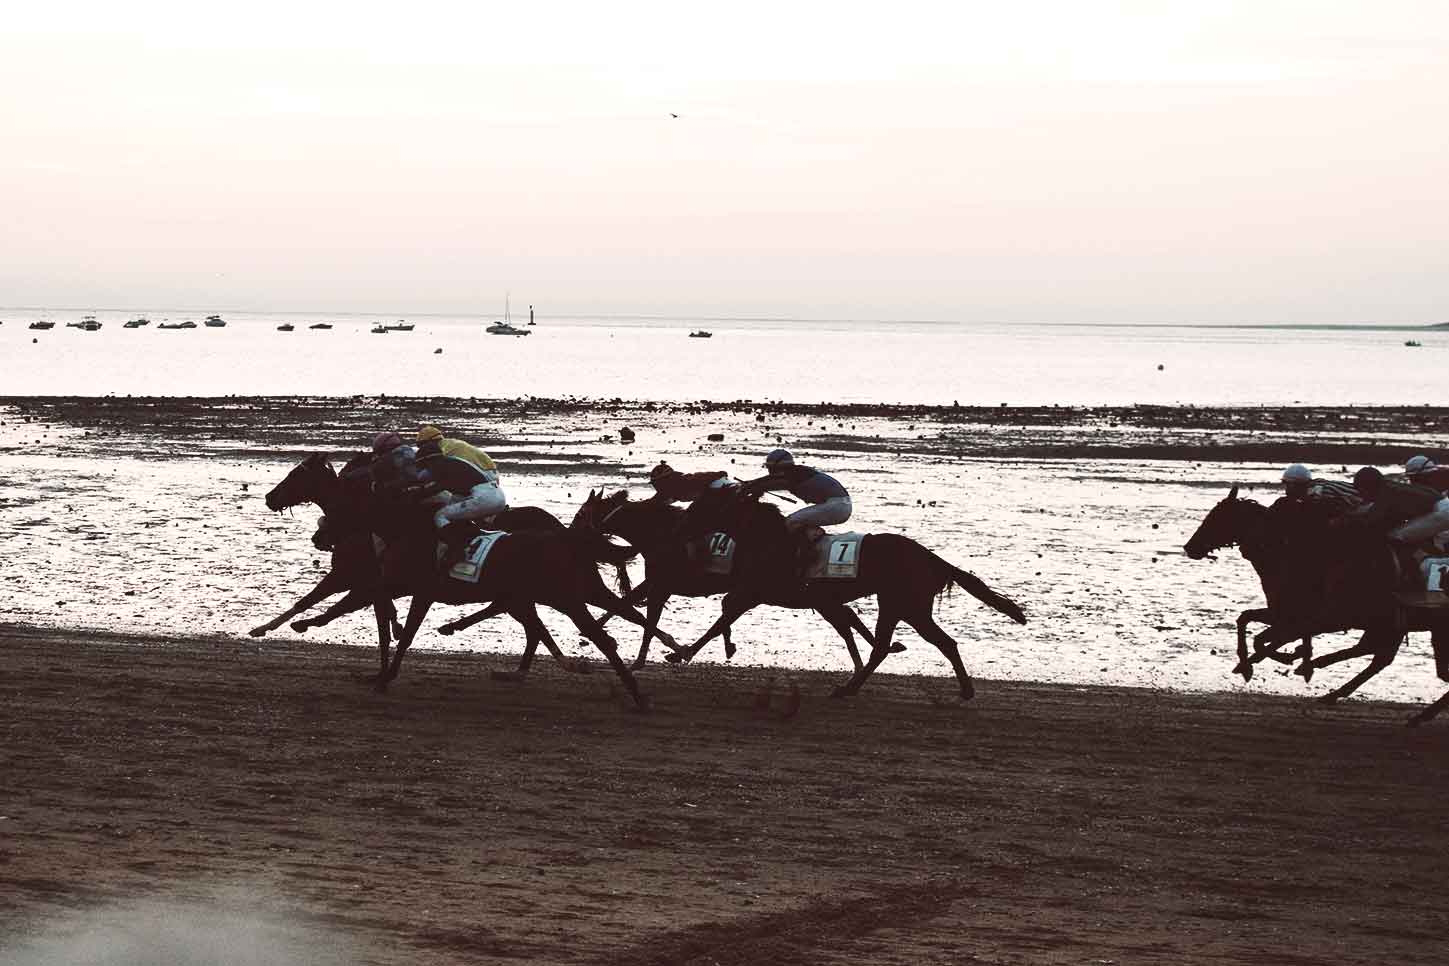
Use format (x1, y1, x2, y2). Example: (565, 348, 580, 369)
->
(290, 621, 310, 634)
(1317, 693, 1340, 706)
(438, 625, 457, 637)
(888, 643, 907, 654)
(1295, 664, 1314, 683)
(248, 627, 267, 638)
(664, 652, 687, 665)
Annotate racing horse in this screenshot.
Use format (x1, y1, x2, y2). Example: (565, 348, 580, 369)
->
(263, 454, 655, 707)
(663, 487, 1027, 699)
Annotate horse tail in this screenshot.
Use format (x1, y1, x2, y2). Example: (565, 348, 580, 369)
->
(934, 555, 1027, 624)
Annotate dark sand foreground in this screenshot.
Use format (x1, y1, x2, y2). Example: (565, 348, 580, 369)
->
(3, 625, 1447, 965)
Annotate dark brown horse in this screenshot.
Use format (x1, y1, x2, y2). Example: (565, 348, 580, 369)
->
(1184, 487, 1449, 718)
(264, 454, 654, 707)
(666, 488, 1026, 699)
(550, 489, 884, 670)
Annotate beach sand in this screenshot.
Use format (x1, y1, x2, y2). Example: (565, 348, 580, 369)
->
(3, 624, 1447, 965)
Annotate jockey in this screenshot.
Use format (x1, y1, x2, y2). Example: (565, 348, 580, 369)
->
(1350, 466, 1449, 547)
(414, 425, 506, 552)
(1272, 464, 1360, 520)
(740, 449, 851, 533)
(1406, 454, 1449, 495)
(369, 431, 424, 494)
(649, 461, 733, 504)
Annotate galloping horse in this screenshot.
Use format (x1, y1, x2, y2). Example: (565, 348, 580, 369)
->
(1184, 487, 1449, 716)
(264, 454, 655, 708)
(665, 488, 1027, 700)
(558, 490, 884, 670)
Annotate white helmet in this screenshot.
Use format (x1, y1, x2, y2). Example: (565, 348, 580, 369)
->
(1406, 454, 1437, 475)
(1281, 464, 1311, 484)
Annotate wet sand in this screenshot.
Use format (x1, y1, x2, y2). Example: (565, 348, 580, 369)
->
(3, 624, 1447, 965)
(4, 395, 1446, 465)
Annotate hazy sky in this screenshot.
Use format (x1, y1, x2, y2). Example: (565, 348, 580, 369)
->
(3, 1, 1447, 320)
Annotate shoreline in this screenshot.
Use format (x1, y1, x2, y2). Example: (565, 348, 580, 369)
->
(4, 395, 1446, 465)
(3, 624, 1447, 965)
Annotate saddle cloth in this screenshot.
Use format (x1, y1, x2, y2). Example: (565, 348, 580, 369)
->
(804, 532, 865, 581)
(1422, 557, 1449, 593)
(690, 532, 736, 576)
(445, 530, 508, 583)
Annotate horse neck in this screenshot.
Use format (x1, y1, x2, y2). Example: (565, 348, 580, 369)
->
(609, 501, 681, 551)
(1229, 501, 1273, 558)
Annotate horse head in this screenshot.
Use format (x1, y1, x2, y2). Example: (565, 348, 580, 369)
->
(1183, 485, 1267, 559)
(265, 453, 337, 512)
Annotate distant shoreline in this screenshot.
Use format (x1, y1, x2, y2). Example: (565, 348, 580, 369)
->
(3, 395, 1444, 467)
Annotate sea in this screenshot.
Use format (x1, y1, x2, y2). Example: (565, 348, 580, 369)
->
(0, 308, 1442, 405)
(1, 309, 1444, 707)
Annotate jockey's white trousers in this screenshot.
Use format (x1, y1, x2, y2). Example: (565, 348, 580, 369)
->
(433, 480, 507, 529)
(1390, 497, 1449, 546)
(784, 495, 852, 531)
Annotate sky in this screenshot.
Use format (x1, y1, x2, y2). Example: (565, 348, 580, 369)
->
(2, 1, 1447, 321)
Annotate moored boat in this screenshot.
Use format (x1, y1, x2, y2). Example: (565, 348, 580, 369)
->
(204, 314, 226, 328)
(370, 324, 389, 334)
(309, 323, 333, 330)
(689, 330, 713, 338)
(385, 321, 415, 332)
(277, 323, 296, 332)
(29, 320, 55, 330)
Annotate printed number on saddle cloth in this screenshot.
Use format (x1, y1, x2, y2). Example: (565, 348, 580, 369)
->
(801, 534, 863, 580)
(703, 532, 736, 575)
(1424, 557, 1449, 593)
(448, 531, 508, 584)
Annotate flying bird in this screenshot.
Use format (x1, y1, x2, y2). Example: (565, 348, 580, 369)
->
(670, 113, 678, 118)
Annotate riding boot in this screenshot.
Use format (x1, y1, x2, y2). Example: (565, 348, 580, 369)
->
(793, 525, 824, 580)
(438, 522, 475, 568)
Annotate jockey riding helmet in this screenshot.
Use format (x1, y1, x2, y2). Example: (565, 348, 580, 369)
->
(764, 448, 794, 470)
(1281, 464, 1311, 484)
(372, 431, 404, 454)
(416, 425, 444, 444)
(649, 461, 676, 484)
(1406, 454, 1437, 476)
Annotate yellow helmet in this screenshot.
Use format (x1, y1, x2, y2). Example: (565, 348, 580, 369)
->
(416, 425, 443, 444)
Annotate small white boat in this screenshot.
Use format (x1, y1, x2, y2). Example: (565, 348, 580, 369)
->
(487, 295, 531, 335)
(385, 321, 415, 332)
(68, 315, 102, 331)
(204, 314, 226, 327)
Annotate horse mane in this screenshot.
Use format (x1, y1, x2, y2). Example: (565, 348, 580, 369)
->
(339, 452, 373, 475)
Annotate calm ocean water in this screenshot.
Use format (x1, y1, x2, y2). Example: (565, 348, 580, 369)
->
(2, 309, 1442, 405)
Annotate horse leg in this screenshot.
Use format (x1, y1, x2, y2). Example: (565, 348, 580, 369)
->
(379, 597, 432, 690)
(815, 604, 878, 672)
(250, 568, 349, 637)
(437, 599, 512, 636)
(586, 582, 680, 654)
(666, 591, 759, 664)
(1433, 625, 1449, 683)
(291, 588, 375, 633)
(907, 610, 976, 701)
(491, 604, 545, 682)
(560, 603, 647, 710)
(1318, 631, 1404, 705)
(832, 605, 899, 698)
(1408, 688, 1449, 726)
(1296, 630, 1375, 681)
(1234, 607, 1272, 680)
(371, 602, 392, 682)
(632, 594, 672, 670)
